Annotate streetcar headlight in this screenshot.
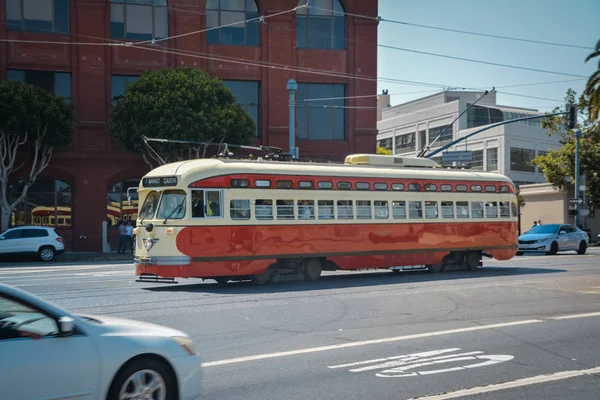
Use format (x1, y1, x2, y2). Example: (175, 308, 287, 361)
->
(143, 238, 156, 250)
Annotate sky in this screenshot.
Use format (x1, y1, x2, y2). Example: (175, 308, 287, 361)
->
(376, 0, 600, 111)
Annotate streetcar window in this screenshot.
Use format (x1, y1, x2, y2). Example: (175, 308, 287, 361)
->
(392, 201, 406, 219)
(408, 183, 421, 191)
(298, 181, 313, 189)
(276, 200, 295, 220)
(356, 200, 372, 219)
(205, 190, 222, 217)
(408, 201, 423, 219)
(191, 190, 205, 218)
(356, 182, 370, 190)
(456, 185, 468, 192)
(276, 180, 293, 189)
(374, 183, 388, 191)
(499, 201, 510, 217)
(337, 181, 352, 190)
(318, 181, 333, 189)
(425, 184, 437, 192)
(500, 185, 509, 193)
(255, 199, 273, 220)
(231, 179, 249, 188)
(156, 190, 187, 220)
(456, 201, 469, 218)
(318, 200, 334, 219)
(441, 201, 454, 218)
(441, 184, 453, 192)
(139, 191, 160, 219)
(298, 200, 315, 220)
(337, 200, 354, 219)
(391, 183, 405, 191)
(511, 202, 518, 217)
(230, 200, 250, 220)
(485, 185, 496, 193)
(471, 185, 482, 192)
(425, 201, 438, 219)
(374, 201, 389, 219)
(485, 201, 498, 218)
(255, 180, 271, 188)
(471, 201, 484, 218)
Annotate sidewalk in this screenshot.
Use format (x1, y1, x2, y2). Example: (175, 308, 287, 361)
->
(56, 252, 134, 262)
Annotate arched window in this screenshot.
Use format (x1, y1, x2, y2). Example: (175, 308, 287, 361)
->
(107, 179, 140, 227)
(9, 178, 72, 228)
(296, 0, 345, 49)
(5, 0, 69, 34)
(206, 0, 260, 46)
(110, 0, 168, 40)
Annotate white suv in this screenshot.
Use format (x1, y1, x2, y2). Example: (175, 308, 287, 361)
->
(0, 226, 65, 261)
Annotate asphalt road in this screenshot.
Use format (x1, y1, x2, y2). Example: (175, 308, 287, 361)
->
(1, 249, 600, 400)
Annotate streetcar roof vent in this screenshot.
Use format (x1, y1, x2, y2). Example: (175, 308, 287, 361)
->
(344, 154, 440, 168)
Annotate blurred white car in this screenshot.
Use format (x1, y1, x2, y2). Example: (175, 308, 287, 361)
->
(0, 226, 65, 261)
(517, 223, 589, 255)
(0, 283, 202, 400)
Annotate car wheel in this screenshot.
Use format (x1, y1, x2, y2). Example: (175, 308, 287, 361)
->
(38, 246, 56, 262)
(577, 241, 587, 255)
(548, 241, 558, 255)
(108, 358, 174, 400)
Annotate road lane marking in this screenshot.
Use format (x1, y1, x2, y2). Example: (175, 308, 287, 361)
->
(202, 311, 600, 368)
(407, 366, 600, 399)
(328, 348, 513, 378)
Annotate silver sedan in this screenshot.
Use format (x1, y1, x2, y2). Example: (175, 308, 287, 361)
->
(517, 223, 589, 255)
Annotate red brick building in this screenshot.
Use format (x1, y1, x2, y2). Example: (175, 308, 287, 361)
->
(0, 0, 378, 252)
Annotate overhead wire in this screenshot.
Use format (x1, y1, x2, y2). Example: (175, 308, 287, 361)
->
(308, 5, 594, 50)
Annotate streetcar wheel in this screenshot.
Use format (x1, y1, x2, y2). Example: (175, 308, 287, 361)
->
(466, 252, 481, 271)
(303, 259, 322, 281)
(215, 278, 229, 284)
(427, 263, 445, 273)
(250, 265, 274, 285)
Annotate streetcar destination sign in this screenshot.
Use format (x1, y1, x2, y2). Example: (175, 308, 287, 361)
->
(142, 176, 178, 187)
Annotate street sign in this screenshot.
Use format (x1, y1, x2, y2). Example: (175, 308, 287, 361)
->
(569, 198, 584, 205)
(580, 209, 589, 217)
(441, 151, 473, 164)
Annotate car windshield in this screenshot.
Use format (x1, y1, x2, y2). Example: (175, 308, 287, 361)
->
(139, 191, 160, 220)
(525, 224, 560, 235)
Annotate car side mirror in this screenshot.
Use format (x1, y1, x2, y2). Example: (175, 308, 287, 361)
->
(58, 316, 75, 335)
(559, 230, 567, 235)
(0, 236, 4, 240)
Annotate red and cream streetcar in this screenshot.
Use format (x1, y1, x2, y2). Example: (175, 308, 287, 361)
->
(134, 153, 518, 284)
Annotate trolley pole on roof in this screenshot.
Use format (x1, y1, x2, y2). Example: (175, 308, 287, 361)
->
(287, 79, 298, 159)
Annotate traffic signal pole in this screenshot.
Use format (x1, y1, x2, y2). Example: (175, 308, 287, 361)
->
(574, 128, 582, 227)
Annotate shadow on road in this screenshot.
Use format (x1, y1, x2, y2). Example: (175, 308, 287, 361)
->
(143, 265, 566, 295)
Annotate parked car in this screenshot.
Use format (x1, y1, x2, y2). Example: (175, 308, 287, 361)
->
(0, 226, 64, 261)
(517, 223, 589, 255)
(0, 283, 202, 400)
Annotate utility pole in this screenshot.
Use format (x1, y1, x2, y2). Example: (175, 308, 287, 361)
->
(287, 79, 298, 159)
(567, 104, 581, 227)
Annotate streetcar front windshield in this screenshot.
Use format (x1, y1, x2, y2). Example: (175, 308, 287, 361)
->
(157, 190, 187, 220)
(139, 191, 160, 219)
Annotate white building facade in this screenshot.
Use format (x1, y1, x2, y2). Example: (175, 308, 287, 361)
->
(376, 91, 562, 186)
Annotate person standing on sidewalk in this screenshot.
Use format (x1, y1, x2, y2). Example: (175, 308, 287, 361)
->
(117, 221, 127, 254)
(125, 221, 134, 254)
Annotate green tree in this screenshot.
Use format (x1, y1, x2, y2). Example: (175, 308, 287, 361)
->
(534, 89, 600, 209)
(376, 145, 392, 155)
(584, 39, 600, 122)
(109, 67, 255, 168)
(0, 80, 75, 231)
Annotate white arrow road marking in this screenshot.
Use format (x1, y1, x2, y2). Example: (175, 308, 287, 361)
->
(328, 348, 513, 378)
